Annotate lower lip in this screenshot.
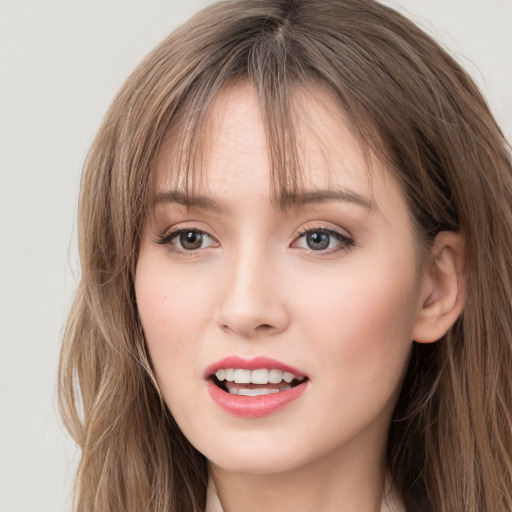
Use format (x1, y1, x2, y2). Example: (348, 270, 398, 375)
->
(206, 380, 308, 418)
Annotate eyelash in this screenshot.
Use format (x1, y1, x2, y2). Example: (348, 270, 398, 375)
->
(156, 228, 218, 256)
(292, 227, 355, 255)
(155, 225, 355, 256)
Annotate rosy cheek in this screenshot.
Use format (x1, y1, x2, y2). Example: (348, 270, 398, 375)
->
(136, 268, 209, 370)
(304, 268, 415, 360)
(136, 268, 171, 351)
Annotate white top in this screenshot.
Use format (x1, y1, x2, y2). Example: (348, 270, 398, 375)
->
(205, 480, 225, 512)
(204, 477, 406, 512)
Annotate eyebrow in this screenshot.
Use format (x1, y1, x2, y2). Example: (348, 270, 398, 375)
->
(154, 190, 226, 213)
(280, 189, 378, 210)
(153, 188, 377, 213)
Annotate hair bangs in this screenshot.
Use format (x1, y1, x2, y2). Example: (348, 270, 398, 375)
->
(151, 74, 309, 213)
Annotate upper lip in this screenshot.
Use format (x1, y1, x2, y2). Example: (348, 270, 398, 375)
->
(203, 355, 307, 379)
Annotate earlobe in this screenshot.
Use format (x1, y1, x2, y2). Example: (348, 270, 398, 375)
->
(413, 231, 466, 344)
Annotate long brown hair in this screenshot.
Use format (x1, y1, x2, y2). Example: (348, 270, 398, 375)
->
(59, 1, 512, 510)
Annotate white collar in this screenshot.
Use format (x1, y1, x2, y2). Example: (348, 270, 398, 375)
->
(205, 479, 224, 512)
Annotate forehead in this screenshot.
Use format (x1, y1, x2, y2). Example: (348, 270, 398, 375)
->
(153, 82, 386, 207)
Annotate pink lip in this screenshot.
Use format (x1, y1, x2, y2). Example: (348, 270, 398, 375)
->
(204, 356, 309, 418)
(203, 356, 306, 379)
(206, 380, 307, 418)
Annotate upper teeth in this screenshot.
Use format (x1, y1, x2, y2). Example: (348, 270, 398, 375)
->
(215, 368, 304, 385)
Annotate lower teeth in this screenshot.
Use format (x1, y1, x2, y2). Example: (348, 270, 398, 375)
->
(231, 386, 291, 396)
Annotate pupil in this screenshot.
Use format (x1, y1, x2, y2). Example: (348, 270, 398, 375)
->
(307, 231, 329, 250)
(180, 231, 203, 250)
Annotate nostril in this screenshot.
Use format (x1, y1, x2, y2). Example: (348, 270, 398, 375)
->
(220, 322, 276, 335)
(215, 302, 290, 336)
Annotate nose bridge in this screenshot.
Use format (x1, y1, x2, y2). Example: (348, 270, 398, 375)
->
(215, 239, 289, 337)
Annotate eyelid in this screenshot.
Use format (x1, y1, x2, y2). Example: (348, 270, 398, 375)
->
(291, 223, 355, 254)
(155, 224, 220, 252)
(154, 221, 353, 256)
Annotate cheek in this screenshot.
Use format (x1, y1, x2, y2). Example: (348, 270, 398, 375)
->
(135, 252, 211, 397)
(298, 256, 420, 395)
(135, 268, 206, 422)
(136, 253, 212, 345)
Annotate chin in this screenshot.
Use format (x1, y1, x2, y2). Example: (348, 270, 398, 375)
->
(195, 434, 307, 475)
(209, 453, 304, 476)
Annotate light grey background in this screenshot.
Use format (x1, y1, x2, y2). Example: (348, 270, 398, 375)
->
(0, 1, 510, 511)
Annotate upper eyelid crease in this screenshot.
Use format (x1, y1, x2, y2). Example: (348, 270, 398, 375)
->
(156, 227, 211, 244)
(293, 227, 355, 254)
(296, 227, 354, 243)
(155, 228, 219, 253)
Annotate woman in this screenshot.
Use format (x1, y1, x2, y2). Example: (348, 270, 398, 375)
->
(59, 0, 512, 511)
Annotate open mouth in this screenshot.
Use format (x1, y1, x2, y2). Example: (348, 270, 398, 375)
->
(210, 368, 308, 396)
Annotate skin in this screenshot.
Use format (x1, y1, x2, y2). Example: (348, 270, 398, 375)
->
(135, 83, 438, 512)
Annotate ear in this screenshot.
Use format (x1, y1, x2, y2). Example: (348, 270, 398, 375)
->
(412, 231, 466, 344)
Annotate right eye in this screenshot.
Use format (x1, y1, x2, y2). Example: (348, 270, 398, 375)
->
(157, 228, 218, 252)
(291, 226, 355, 255)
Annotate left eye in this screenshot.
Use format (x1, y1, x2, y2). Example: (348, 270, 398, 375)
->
(158, 229, 216, 251)
(293, 228, 353, 252)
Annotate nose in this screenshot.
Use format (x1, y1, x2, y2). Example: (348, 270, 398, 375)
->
(214, 247, 290, 338)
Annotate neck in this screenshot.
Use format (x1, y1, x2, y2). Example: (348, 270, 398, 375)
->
(208, 434, 395, 512)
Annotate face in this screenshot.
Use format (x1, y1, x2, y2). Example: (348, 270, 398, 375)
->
(135, 83, 427, 476)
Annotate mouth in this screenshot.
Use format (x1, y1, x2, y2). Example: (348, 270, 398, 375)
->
(204, 356, 309, 417)
(211, 368, 308, 396)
